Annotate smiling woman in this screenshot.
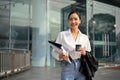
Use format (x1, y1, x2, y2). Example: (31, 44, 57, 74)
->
(52, 10, 91, 80)
(0, 0, 120, 80)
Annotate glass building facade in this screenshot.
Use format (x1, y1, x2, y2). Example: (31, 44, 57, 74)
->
(0, 0, 31, 50)
(0, 0, 120, 67)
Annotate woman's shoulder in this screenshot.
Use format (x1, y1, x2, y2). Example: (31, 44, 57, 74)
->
(59, 30, 69, 35)
(80, 32, 89, 38)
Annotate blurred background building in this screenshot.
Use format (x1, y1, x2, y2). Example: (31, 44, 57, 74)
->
(0, 0, 120, 77)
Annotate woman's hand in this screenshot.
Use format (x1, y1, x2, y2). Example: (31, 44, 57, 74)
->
(79, 47, 86, 56)
(59, 52, 69, 61)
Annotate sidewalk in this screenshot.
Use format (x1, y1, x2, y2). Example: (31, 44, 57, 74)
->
(2, 65, 120, 80)
(93, 68, 120, 80)
(99, 62, 120, 69)
(2, 67, 61, 80)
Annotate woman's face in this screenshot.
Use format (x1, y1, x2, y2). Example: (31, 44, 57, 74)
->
(68, 13, 81, 30)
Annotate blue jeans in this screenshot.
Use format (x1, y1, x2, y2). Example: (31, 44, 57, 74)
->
(61, 59, 85, 80)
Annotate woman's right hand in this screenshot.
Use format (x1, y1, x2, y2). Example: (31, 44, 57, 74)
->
(59, 52, 69, 61)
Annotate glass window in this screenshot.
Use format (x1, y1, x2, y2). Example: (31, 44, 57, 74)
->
(0, 0, 10, 48)
(0, 0, 31, 50)
(88, 1, 116, 60)
(10, 1, 31, 49)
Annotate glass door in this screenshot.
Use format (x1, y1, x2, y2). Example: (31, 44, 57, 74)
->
(88, 1, 116, 62)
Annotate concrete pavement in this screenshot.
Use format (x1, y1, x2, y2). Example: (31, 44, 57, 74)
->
(2, 66, 120, 80)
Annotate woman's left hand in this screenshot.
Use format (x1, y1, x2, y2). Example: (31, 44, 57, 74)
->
(79, 48, 86, 56)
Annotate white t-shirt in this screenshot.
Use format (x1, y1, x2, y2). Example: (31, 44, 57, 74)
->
(52, 29, 91, 60)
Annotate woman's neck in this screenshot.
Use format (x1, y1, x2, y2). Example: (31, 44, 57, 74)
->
(70, 28, 79, 34)
(70, 28, 79, 41)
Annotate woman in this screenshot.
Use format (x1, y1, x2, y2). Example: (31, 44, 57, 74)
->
(52, 11, 91, 80)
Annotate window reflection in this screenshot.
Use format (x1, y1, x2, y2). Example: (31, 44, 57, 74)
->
(11, 26, 29, 49)
(0, 0, 10, 48)
(0, 0, 31, 50)
(88, 1, 116, 60)
(10, 1, 31, 49)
